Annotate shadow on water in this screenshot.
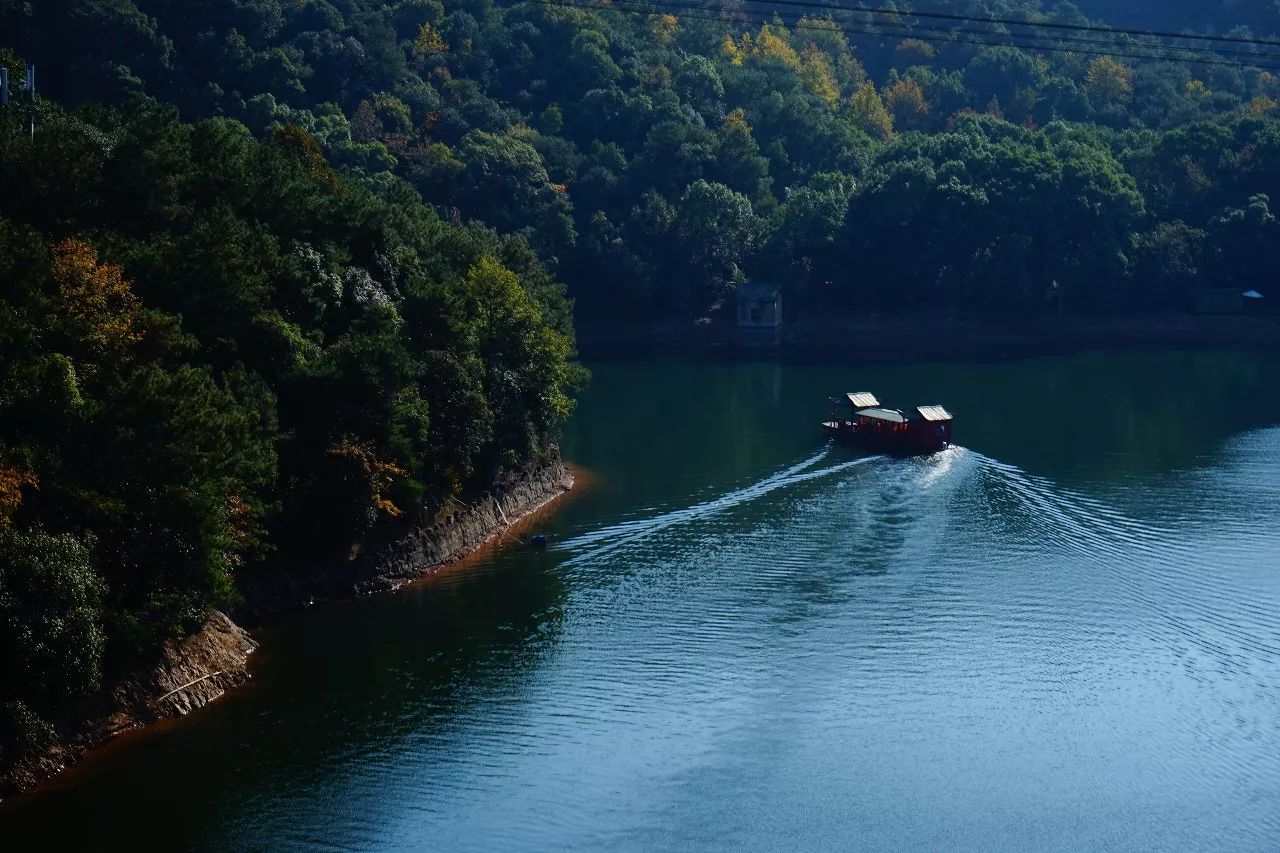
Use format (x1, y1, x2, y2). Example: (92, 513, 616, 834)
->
(2, 548, 572, 848)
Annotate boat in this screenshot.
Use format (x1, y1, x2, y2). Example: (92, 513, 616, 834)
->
(822, 392, 953, 456)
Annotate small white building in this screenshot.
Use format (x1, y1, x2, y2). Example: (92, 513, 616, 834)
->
(735, 283, 782, 347)
(737, 282, 781, 326)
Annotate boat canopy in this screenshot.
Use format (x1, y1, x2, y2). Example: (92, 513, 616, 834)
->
(915, 405, 953, 422)
(846, 392, 880, 408)
(856, 407, 906, 423)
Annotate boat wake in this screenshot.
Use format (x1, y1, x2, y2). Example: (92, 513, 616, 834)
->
(968, 451, 1177, 558)
(551, 441, 1280, 662)
(968, 450, 1280, 659)
(554, 447, 886, 566)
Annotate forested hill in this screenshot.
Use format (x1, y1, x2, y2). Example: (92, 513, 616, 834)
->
(0, 90, 582, 754)
(6, 0, 1280, 323)
(3, 0, 1280, 765)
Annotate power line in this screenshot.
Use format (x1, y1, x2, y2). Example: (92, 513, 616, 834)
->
(523, 0, 1280, 72)
(815, 14, 1280, 63)
(723, 4, 1280, 67)
(725, 0, 1280, 49)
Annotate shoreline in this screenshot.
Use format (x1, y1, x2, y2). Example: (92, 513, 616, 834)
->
(575, 313, 1280, 363)
(0, 450, 577, 801)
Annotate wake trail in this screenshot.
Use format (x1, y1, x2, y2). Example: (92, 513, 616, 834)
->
(555, 449, 886, 566)
(968, 450, 1280, 656)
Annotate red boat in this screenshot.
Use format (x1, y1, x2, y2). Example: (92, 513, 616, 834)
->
(822, 392, 953, 456)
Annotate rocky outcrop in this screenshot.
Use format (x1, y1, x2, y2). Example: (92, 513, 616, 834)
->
(1, 449, 573, 798)
(234, 448, 574, 620)
(352, 450, 574, 594)
(2, 611, 256, 797)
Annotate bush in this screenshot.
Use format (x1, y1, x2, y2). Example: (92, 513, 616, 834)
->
(0, 530, 106, 716)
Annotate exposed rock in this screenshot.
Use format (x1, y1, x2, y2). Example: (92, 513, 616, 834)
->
(2, 611, 256, 798)
(2, 449, 573, 798)
(353, 450, 574, 595)
(234, 447, 574, 621)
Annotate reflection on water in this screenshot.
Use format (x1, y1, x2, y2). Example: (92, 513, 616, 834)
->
(3, 351, 1280, 850)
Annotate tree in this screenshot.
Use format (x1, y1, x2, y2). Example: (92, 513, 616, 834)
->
(712, 109, 771, 199)
(674, 180, 758, 315)
(50, 239, 142, 365)
(1085, 57, 1135, 108)
(885, 78, 929, 130)
(413, 23, 448, 60)
(0, 530, 105, 734)
(848, 82, 894, 141)
(456, 131, 576, 252)
(966, 47, 1046, 110)
(1207, 194, 1280, 290)
(0, 464, 37, 534)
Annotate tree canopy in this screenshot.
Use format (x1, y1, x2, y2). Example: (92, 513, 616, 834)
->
(6, 1, 1280, 319)
(0, 94, 582, 747)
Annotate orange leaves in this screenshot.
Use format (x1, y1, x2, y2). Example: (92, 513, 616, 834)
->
(884, 78, 929, 129)
(51, 238, 143, 359)
(273, 124, 342, 191)
(329, 440, 409, 519)
(0, 463, 37, 533)
(1248, 94, 1277, 116)
(225, 492, 253, 544)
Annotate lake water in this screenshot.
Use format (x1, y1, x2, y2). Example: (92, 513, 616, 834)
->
(3, 351, 1280, 850)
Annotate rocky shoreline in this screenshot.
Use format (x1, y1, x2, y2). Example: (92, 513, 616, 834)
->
(233, 450, 575, 623)
(0, 450, 574, 799)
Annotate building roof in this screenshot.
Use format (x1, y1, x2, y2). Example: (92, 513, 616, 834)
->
(737, 282, 780, 300)
(846, 392, 880, 408)
(856, 407, 906, 423)
(915, 405, 953, 422)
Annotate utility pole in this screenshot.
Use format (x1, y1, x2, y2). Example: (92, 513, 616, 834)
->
(2, 64, 37, 139)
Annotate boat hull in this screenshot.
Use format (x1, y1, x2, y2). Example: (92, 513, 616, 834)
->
(822, 421, 951, 457)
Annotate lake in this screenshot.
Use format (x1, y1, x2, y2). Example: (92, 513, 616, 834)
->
(3, 351, 1280, 850)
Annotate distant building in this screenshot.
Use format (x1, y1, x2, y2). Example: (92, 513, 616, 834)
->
(736, 282, 782, 345)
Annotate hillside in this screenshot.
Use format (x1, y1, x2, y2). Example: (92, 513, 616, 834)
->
(7, 0, 1280, 322)
(0, 92, 581, 761)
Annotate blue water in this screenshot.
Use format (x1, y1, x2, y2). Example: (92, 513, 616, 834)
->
(3, 352, 1279, 850)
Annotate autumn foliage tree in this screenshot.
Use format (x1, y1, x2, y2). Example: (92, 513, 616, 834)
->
(1085, 57, 1135, 109)
(848, 82, 895, 141)
(885, 78, 930, 130)
(50, 239, 142, 364)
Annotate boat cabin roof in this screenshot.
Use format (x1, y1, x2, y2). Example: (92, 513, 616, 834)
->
(915, 405, 953, 422)
(856, 407, 907, 423)
(846, 391, 880, 408)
